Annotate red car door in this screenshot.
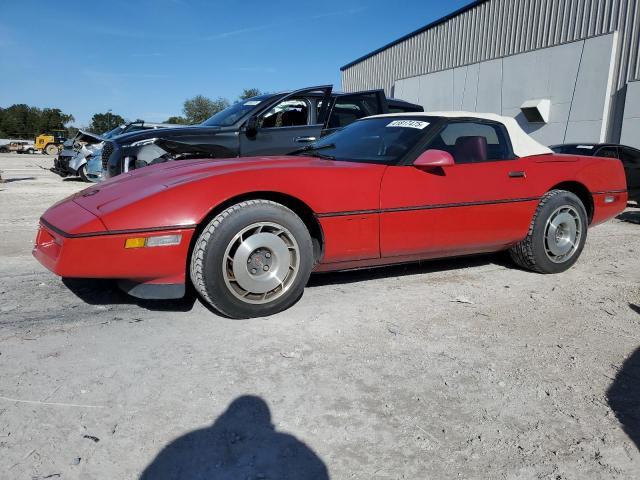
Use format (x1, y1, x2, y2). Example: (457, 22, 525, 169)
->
(379, 120, 538, 259)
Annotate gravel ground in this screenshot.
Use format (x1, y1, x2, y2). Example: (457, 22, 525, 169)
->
(0, 153, 639, 479)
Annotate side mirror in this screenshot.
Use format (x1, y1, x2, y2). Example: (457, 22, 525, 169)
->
(245, 116, 258, 138)
(413, 149, 455, 168)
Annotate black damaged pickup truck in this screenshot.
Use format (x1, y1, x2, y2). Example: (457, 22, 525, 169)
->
(102, 85, 422, 179)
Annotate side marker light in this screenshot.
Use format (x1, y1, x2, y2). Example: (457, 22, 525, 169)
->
(125, 237, 146, 249)
(124, 234, 182, 249)
(146, 234, 182, 247)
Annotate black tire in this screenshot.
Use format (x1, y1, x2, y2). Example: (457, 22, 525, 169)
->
(190, 200, 314, 318)
(510, 189, 588, 273)
(78, 165, 89, 182)
(45, 144, 58, 156)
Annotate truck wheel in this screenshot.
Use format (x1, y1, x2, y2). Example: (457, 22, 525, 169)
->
(45, 144, 59, 156)
(509, 190, 588, 274)
(190, 200, 313, 318)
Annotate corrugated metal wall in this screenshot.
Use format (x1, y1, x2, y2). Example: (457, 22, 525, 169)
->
(341, 0, 640, 95)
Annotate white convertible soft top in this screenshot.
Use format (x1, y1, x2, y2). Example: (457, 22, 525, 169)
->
(371, 111, 553, 158)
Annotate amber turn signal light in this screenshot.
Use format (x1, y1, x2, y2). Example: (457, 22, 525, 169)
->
(124, 237, 146, 249)
(124, 234, 182, 249)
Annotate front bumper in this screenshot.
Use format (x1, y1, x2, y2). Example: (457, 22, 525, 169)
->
(33, 219, 195, 298)
(52, 155, 73, 176)
(86, 156, 104, 182)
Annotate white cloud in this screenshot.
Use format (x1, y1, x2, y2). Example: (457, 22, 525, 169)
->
(233, 66, 277, 73)
(205, 7, 367, 41)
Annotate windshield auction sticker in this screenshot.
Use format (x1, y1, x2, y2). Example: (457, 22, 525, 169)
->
(244, 100, 262, 106)
(386, 120, 430, 129)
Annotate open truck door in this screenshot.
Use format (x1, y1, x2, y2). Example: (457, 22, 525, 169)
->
(239, 86, 333, 156)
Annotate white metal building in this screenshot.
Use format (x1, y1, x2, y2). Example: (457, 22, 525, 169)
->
(340, 0, 640, 148)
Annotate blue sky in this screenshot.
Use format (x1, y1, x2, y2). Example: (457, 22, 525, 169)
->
(0, 0, 471, 126)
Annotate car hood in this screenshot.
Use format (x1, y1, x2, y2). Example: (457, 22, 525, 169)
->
(48, 154, 386, 233)
(63, 130, 105, 148)
(112, 125, 221, 144)
(72, 156, 333, 216)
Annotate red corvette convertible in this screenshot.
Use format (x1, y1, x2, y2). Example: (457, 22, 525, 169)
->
(34, 113, 628, 318)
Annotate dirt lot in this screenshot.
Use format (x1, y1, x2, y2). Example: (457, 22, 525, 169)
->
(0, 152, 639, 479)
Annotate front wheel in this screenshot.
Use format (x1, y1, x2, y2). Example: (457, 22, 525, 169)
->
(510, 190, 588, 273)
(190, 200, 314, 318)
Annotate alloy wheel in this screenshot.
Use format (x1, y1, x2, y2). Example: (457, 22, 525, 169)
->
(543, 205, 582, 263)
(222, 222, 300, 304)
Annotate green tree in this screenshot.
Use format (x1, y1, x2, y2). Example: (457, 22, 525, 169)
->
(183, 95, 230, 124)
(0, 104, 74, 139)
(37, 108, 74, 135)
(0, 104, 38, 138)
(66, 125, 79, 138)
(88, 112, 125, 134)
(164, 115, 189, 125)
(239, 88, 263, 100)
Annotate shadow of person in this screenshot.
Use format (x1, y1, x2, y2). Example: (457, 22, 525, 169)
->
(607, 346, 640, 451)
(140, 395, 329, 479)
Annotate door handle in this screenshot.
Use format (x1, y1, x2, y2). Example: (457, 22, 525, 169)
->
(508, 171, 526, 178)
(294, 136, 317, 143)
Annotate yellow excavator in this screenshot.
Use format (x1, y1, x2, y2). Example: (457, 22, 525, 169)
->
(34, 130, 66, 155)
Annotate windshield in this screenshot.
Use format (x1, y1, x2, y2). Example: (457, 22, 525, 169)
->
(551, 145, 597, 156)
(296, 117, 436, 164)
(201, 94, 274, 127)
(102, 125, 126, 139)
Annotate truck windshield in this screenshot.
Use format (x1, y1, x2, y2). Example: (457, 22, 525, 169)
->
(201, 94, 274, 127)
(295, 117, 436, 165)
(102, 126, 126, 139)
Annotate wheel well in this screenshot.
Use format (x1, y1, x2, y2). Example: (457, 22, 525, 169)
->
(189, 191, 325, 266)
(550, 181, 594, 223)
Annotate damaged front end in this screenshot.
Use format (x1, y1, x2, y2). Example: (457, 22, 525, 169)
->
(106, 137, 234, 179)
(136, 138, 232, 165)
(52, 130, 106, 178)
(86, 154, 104, 182)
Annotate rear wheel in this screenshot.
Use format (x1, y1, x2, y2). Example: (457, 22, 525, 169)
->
(190, 200, 313, 318)
(510, 190, 588, 273)
(45, 144, 59, 156)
